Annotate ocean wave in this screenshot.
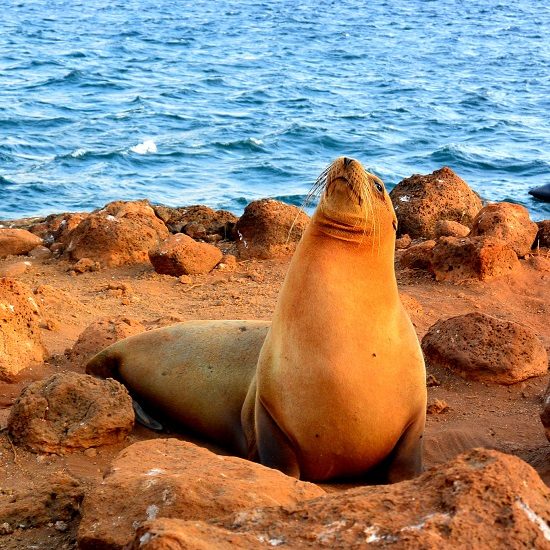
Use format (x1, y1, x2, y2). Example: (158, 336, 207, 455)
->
(130, 140, 158, 155)
(213, 137, 266, 153)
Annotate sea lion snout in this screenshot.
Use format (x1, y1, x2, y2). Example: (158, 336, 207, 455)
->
(343, 157, 354, 168)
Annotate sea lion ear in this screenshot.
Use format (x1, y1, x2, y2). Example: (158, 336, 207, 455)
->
(343, 157, 353, 168)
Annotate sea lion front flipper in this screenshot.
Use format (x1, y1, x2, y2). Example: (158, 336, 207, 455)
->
(256, 399, 300, 478)
(385, 413, 425, 483)
(132, 399, 164, 432)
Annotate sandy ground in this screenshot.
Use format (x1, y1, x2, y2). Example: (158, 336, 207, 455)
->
(0, 249, 549, 548)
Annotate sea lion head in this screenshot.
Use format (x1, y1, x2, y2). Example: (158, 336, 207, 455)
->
(311, 157, 397, 243)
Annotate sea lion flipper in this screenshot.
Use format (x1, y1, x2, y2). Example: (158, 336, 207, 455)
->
(256, 400, 300, 478)
(385, 414, 425, 483)
(132, 399, 164, 432)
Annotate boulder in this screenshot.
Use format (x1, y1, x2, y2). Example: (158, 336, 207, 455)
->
(0, 472, 83, 530)
(7, 372, 134, 453)
(28, 245, 53, 260)
(399, 240, 436, 270)
(153, 205, 238, 239)
(394, 234, 412, 249)
(0, 229, 43, 258)
(540, 383, 550, 443)
(534, 220, 550, 249)
(130, 449, 550, 549)
(433, 219, 470, 238)
(390, 167, 482, 239)
(470, 202, 538, 257)
(431, 236, 520, 283)
(70, 316, 146, 368)
(64, 201, 169, 267)
(421, 312, 548, 384)
(77, 438, 324, 549)
(0, 260, 31, 278)
(149, 233, 223, 276)
(234, 199, 309, 259)
(0, 278, 44, 381)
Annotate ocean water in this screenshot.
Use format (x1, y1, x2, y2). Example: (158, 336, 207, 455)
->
(1, 0, 549, 220)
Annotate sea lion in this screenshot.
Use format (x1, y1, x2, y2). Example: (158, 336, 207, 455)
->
(242, 156, 426, 482)
(529, 183, 550, 202)
(86, 320, 270, 453)
(87, 157, 426, 483)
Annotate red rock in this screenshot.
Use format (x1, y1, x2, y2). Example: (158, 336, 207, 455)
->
(0, 278, 44, 381)
(399, 240, 436, 270)
(65, 200, 169, 267)
(234, 199, 309, 259)
(470, 202, 538, 257)
(434, 219, 470, 238)
(427, 398, 450, 415)
(0, 228, 43, 258)
(421, 312, 548, 384)
(28, 245, 52, 260)
(149, 233, 223, 276)
(534, 220, 550, 249)
(395, 233, 412, 249)
(153, 205, 238, 238)
(72, 257, 100, 273)
(77, 438, 324, 549)
(0, 472, 83, 530)
(71, 316, 146, 369)
(0, 260, 31, 277)
(540, 383, 550, 443)
(29, 212, 89, 247)
(7, 372, 134, 453)
(390, 167, 482, 239)
(130, 449, 550, 549)
(431, 236, 520, 282)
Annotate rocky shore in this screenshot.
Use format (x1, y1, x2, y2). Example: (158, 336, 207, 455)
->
(1, 166, 549, 549)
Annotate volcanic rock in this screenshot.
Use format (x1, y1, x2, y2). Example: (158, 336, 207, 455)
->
(0, 472, 83, 530)
(394, 234, 412, 249)
(70, 316, 146, 369)
(153, 205, 238, 238)
(7, 372, 134, 453)
(534, 220, 550, 249)
(0, 228, 43, 258)
(149, 233, 223, 276)
(77, 438, 324, 549)
(470, 202, 538, 257)
(421, 312, 548, 384)
(390, 167, 482, 239)
(64, 200, 169, 267)
(28, 245, 53, 260)
(0, 261, 31, 278)
(130, 449, 550, 549)
(434, 219, 470, 238)
(29, 212, 89, 247)
(234, 199, 309, 259)
(540, 383, 550, 444)
(431, 236, 520, 283)
(399, 240, 436, 270)
(0, 278, 44, 381)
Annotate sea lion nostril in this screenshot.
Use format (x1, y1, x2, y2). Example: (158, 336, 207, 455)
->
(343, 157, 353, 168)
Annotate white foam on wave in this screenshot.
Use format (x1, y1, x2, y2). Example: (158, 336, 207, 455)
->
(249, 137, 263, 146)
(131, 140, 157, 154)
(70, 148, 87, 158)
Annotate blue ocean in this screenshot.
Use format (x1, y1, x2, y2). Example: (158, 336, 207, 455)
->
(1, 0, 549, 220)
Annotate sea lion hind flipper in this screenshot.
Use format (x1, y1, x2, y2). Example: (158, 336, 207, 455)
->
(85, 347, 122, 380)
(385, 414, 425, 483)
(256, 400, 300, 478)
(132, 399, 164, 432)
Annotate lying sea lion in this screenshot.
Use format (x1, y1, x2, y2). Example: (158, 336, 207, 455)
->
(88, 157, 426, 482)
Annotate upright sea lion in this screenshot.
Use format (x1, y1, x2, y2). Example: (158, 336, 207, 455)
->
(243, 156, 426, 482)
(88, 157, 426, 482)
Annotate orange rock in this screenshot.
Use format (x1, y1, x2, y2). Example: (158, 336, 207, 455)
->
(149, 233, 223, 275)
(28, 245, 53, 260)
(431, 236, 520, 282)
(0, 472, 82, 530)
(234, 199, 309, 259)
(395, 233, 412, 249)
(0, 228, 43, 258)
(77, 438, 324, 549)
(7, 372, 134, 453)
(390, 167, 482, 239)
(0, 278, 44, 381)
(434, 219, 470, 238)
(470, 202, 538, 257)
(421, 312, 548, 384)
(129, 449, 550, 549)
(0, 261, 31, 277)
(65, 200, 169, 267)
(399, 240, 436, 270)
(29, 212, 88, 247)
(71, 316, 146, 369)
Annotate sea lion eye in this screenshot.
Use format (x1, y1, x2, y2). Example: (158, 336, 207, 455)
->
(375, 181, 384, 194)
